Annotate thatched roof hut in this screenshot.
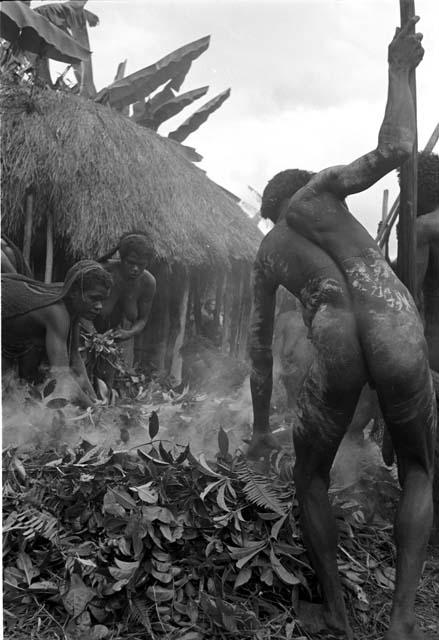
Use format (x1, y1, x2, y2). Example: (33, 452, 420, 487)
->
(1, 79, 261, 268)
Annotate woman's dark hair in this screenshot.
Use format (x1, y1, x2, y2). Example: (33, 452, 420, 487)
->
(417, 152, 439, 216)
(63, 260, 113, 297)
(97, 232, 154, 263)
(260, 169, 315, 223)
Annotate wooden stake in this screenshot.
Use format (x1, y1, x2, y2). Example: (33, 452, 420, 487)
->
(396, 0, 417, 294)
(381, 189, 389, 259)
(22, 190, 34, 264)
(381, 189, 389, 222)
(44, 210, 54, 283)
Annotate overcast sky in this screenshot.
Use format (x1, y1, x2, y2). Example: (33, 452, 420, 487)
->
(42, 0, 438, 249)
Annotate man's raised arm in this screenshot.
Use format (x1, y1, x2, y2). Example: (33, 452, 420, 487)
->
(321, 16, 424, 199)
(248, 261, 279, 458)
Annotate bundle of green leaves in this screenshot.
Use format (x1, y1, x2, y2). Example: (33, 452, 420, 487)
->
(2, 422, 401, 640)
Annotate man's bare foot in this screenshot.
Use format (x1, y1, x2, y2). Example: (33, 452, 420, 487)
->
(323, 610, 353, 640)
(384, 620, 426, 640)
(246, 432, 280, 459)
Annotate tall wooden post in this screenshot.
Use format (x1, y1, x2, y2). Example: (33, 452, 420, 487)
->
(396, 0, 418, 294)
(381, 189, 389, 260)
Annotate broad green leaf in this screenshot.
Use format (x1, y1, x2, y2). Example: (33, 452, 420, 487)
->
(152, 559, 172, 572)
(77, 558, 97, 568)
(103, 490, 126, 517)
(27, 580, 59, 594)
(109, 487, 137, 510)
(269, 549, 301, 586)
(197, 453, 223, 478)
(62, 574, 95, 617)
(216, 482, 230, 512)
(95, 36, 210, 109)
(146, 585, 174, 603)
(137, 449, 169, 467)
(227, 541, 267, 568)
(43, 379, 57, 397)
(218, 427, 229, 457)
(260, 565, 274, 586)
(152, 549, 171, 562)
(46, 397, 69, 409)
(168, 88, 231, 143)
(89, 625, 110, 640)
(270, 514, 287, 540)
(200, 480, 223, 500)
(109, 558, 139, 581)
(141, 505, 161, 522)
(151, 568, 173, 583)
(152, 86, 209, 130)
(17, 552, 39, 586)
(132, 483, 158, 504)
(234, 566, 252, 589)
(149, 411, 159, 439)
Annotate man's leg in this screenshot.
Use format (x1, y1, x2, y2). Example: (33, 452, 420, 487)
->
(380, 384, 436, 640)
(294, 367, 364, 639)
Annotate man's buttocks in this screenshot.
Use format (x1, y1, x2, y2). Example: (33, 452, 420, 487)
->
(341, 248, 416, 315)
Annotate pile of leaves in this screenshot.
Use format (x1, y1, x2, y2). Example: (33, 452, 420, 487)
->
(2, 418, 423, 640)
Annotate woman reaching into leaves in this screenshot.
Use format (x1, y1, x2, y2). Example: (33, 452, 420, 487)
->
(2, 260, 112, 407)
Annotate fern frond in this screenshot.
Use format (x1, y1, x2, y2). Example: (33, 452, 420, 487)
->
(129, 596, 153, 633)
(9, 507, 63, 543)
(235, 460, 290, 515)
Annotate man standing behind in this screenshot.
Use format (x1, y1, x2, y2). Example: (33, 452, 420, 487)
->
(249, 18, 434, 640)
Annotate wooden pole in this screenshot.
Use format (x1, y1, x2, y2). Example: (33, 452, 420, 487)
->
(22, 191, 34, 264)
(381, 189, 390, 260)
(381, 189, 389, 222)
(44, 211, 54, 283)
(396, 0, 418, 294)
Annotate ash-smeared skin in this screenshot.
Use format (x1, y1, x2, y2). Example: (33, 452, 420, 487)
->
(248, 19, 435, 640)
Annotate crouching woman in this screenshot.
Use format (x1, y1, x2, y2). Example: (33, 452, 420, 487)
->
(1, 260, 112, 407)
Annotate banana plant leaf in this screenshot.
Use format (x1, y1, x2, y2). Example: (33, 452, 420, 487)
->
(163, 139, 203, 163)
(34, 1, 99, 31)
(151, 86, 209, 130)
(0, 0, 90, 64)
(131, 81, 175, 127)
(34, 1, 98, 98)
(168, 88, 231, 143)
(114, 59, 127, 82)
(94, 35, 210, 110)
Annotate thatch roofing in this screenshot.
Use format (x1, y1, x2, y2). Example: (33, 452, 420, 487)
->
(1, 80, 262, 267)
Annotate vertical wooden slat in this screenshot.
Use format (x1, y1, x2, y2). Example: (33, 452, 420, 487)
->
(22, 191, 34, 264)
(44, 210, 54, 283)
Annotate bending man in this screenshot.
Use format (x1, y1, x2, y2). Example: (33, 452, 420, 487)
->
(249, 19, 434, 640)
